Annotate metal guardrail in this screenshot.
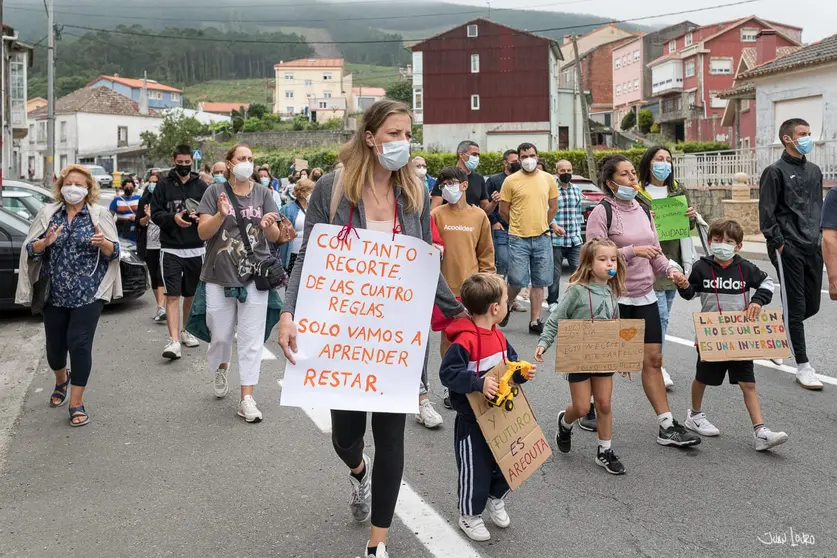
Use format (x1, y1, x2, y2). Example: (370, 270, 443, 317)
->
(672, 140, 837, 187)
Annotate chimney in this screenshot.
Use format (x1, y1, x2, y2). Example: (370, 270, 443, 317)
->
(563, 34, 571, 44)
(756, 29, 778, 66)
(139, 71, 149, 116)
(113, 73, 119, 78)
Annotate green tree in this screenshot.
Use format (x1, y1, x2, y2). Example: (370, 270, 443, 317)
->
(637, 109, 655, 134)
(620, 111, 636, 131)
(385, 80, 413, 107)
(248, 103, 269, 119)
(141, 113, 205, 161)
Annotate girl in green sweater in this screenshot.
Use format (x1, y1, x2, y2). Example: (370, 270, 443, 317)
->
(535, 238, 628, 475)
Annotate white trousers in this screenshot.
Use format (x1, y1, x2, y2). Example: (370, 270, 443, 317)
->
(205, 282, 268, 387)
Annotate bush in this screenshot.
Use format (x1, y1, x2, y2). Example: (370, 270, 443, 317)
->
(675, 141, 732, 153)
(637, 109, 654, 134)
(650, 122, 661, 134)
(255, 148, 650, 181)
(620, 111, 636, 131)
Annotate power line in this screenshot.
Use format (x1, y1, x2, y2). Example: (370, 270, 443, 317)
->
(8, 0, 594, 11)
(58, 0, 762, 45)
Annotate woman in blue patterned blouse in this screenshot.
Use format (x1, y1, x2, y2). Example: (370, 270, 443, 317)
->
(17, 165, 122, 427)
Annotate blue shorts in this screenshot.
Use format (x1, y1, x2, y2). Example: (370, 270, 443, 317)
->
(507, 233, 554, 289)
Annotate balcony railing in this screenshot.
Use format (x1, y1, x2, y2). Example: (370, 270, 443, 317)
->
(672, 141, 837, 187)
(657, 105, 702, 124)
(651, 78, 684, 96)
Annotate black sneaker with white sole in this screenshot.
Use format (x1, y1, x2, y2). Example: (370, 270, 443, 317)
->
(442, 387, 453, 410)
(577, 403, 597, 432)
(499, 304, 512, 328)
(556, 410, 573, 453)
(657, 419, 701, 447)
(595, 447, 626, 475)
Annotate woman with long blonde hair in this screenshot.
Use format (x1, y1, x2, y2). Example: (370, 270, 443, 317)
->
(277, 100, 464, 558)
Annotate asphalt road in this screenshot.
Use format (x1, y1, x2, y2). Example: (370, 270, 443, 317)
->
(0, 260, 835, 557)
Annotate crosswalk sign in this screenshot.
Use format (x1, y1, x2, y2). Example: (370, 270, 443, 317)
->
(192, 150, 202, 161)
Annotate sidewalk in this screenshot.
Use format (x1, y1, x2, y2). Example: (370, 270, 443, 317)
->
(693, 233, 770, 262)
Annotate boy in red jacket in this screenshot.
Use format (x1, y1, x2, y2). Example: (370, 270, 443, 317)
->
(440, 272, 535, 542)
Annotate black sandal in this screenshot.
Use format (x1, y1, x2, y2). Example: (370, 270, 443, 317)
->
(49, 371, 71, 408)
(69, 405, 90, 427)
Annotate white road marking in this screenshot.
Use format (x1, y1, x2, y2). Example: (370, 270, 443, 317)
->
(266, 346, 484, 558)
(665, 334, 837, 386)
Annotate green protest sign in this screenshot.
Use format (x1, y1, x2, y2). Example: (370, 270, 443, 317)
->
(651, 195, 690, 242)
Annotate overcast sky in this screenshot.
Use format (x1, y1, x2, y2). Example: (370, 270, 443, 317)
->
(441, 0, 832, 43)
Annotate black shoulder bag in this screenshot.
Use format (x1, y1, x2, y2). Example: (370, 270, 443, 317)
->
(31, 219, 74, 315)
(223, 182, 288, 291)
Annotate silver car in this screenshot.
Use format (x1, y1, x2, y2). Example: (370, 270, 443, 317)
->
(84, 165, 113, 189)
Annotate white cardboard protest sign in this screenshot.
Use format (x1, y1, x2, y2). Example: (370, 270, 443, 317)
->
(280, 223, 439, 413)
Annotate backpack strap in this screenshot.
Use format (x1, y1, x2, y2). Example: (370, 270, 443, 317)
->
(599, 197, 652, 231)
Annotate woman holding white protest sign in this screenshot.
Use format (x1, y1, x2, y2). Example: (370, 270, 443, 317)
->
(277, 100, 465, 558)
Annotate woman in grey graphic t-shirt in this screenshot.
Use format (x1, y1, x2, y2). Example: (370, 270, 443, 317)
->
(197, 144, 281, 423)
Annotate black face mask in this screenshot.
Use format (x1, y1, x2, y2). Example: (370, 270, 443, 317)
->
(558, 173, 573, 185)
(175, 164, 191, 177)
(123, 188, 134, 197)
(509, 162, 522, 173)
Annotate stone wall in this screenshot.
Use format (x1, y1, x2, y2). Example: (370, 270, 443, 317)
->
(235, 131, 353, 151)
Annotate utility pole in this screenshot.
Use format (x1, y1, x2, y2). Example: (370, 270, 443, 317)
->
(572, 35, 596, 180)
(45, 0, 54, 187)
(1, 0, 5, 206)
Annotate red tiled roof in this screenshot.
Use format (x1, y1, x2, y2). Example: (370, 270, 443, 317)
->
(86, 75, 182, 93)
(274, 58, 344, 69)
(29, 87, 160, 119)
(738, 32, 837, 79)
(199, 102, 250, 114)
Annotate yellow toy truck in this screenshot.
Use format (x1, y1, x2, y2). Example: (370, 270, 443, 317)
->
(486, 361, 533, 412)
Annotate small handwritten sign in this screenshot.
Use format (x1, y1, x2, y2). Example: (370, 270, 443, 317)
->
(693, 310, 792, 362)
(466, 363, 551, 491)
(280, 224, 439, 413)
(554, 319, 645, 373)
(651, 194, 690, 242)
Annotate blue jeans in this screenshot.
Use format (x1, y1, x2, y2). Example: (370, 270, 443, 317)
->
(655, 289, 677, 345)
(508, 233, 553, 289)
(492, 228, 509, 278)
(547, 244, 581, 306)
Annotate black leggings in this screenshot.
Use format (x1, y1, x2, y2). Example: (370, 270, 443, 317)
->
(331, 410, 406, 528)
(43, 300, 104, 387)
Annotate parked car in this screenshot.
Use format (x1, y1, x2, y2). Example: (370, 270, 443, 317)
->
(84, 165, 114, 189)
(569, 174, 605, 238)
(2, 191, 46, 221)
(0, 207, 149, 310)
(2, 179, 54, 204)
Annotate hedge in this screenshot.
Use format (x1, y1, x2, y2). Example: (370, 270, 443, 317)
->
(256, 148, 650, 180)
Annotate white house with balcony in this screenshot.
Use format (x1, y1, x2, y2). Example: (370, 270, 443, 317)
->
(3, 25, 34, 180)
(272, 58, 353, 122)
(23, 87, 163, 180)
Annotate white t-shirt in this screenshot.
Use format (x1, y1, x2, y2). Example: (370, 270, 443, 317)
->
(290, 210, 305, 255)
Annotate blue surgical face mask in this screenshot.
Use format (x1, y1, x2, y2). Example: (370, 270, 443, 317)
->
(710, 242, 736, 261)
(651, 161, 672, 182)
(147, 182, 156, 193)
(611, 181, 638, 201)
(213, 174, 226, 184)
(465, 155, 480, 172)
(260, 177, 270, 186)
(794, 136, 813, 155)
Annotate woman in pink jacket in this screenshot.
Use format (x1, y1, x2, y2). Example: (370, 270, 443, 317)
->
(586, 155, 700, 448)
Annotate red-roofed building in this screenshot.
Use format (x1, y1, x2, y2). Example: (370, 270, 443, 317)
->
(273, 58, 353, 122)
(87, 74, 183, 109)
(198, 102, 250, 116)
(352, 87, 386, 111)
(646, 16, 802, 142)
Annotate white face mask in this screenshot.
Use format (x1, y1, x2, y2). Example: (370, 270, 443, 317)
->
(710, 242, 736, 261)
(521, 157, 538, 173)
(61, 185, 88, 205)
(232, 161, 254, 181)
(441, 182, 463, 204)
(375, 139, 411, 171)
(416, 167, 427, 179)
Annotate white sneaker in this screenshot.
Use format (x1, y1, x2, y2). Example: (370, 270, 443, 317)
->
(754, 427, 789, 451)
(661, 367, 674, 390)
(459, 515, 490, 541)
(684, 410, 720, 437)
(365, 541, 389, 558)
(180, 330, 200, 348)
(350, 454, 372, 522)
(213, 366, 229, 398)
(237, 395, 263, 423)
(415, 399, 444, 429)
(162, 339, 181, 360)
(485, 497, 511, 528)
(770, 358, 784, 366)
(796, 363, 823, 390)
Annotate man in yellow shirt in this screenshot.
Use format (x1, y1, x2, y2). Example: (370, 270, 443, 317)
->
(499, 142, 559, 334)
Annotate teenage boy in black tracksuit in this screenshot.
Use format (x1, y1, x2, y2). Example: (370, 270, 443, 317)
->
(677, 218, 788, 452)
(151, 144, 208, 360)
(759, 117, 824, 390)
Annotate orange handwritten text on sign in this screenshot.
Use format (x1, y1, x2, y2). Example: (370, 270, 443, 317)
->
(280, 223, 440, 414)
